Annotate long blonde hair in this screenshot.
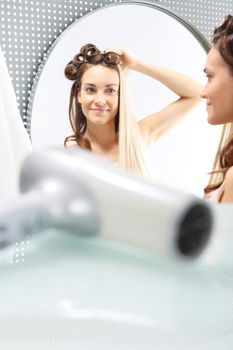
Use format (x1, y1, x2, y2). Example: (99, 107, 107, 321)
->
(118, 67, 150, 179)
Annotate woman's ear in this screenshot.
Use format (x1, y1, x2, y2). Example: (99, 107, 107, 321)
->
(77, 92, 81, 104)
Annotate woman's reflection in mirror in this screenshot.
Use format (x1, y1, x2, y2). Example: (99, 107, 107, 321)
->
(64, 43, 202, 179)
(202, 15, 233, 203)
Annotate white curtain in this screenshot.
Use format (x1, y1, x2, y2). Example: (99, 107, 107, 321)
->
(0, 47, 32, 201)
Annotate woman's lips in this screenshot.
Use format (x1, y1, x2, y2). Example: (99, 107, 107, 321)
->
(90, 108, 109, 112)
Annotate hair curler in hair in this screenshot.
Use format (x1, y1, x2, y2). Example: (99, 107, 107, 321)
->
(0, 147, 214, 260)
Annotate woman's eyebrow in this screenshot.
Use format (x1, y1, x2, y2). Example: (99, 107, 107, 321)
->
(83, 83, 119, 87)
(106, 84, 119, 87)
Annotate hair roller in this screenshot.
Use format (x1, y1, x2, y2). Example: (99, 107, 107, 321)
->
(64, 43, 125, 82)
(73, 53, 85, 65)
(81, 43, 100, 57)
(64, 61, 79, 81)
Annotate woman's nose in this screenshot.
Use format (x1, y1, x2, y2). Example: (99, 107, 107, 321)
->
(95, 92, 106, 105)
(200, 85, 207, 99)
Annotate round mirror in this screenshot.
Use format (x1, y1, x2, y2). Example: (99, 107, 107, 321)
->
(27, 1, 223, 197)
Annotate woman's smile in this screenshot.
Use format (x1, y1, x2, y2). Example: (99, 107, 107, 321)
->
(90, 108, 109, 112)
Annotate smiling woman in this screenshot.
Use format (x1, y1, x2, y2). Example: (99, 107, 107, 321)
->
(64, 46, 121, 160)
(67, 65, 120, 160)
(202, 15, 233, 203)
(27, 1, 223, 196)
(63, 42, 203, 179)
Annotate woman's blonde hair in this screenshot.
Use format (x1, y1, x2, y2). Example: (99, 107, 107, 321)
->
(118, 66, 150, 179)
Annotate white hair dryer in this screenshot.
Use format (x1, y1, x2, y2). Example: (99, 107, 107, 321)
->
(0, 147, 213, 260)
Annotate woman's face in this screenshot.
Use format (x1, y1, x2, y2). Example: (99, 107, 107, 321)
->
(201, 47, 233, 125)
(78, 65, 119, 127)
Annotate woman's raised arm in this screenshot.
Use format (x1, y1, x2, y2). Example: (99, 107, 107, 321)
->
(120, 49, 203, 145)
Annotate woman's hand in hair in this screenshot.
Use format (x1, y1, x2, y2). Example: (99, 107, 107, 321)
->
(118, 48, 137, 69)
(104, 47, 137, 69)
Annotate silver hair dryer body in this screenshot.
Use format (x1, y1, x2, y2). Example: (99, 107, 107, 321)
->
(0, 147, 213, 259)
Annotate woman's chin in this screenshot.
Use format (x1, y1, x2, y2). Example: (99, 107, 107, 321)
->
(207, 116, 222, 126)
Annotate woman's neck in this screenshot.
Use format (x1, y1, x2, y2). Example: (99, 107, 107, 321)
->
(85, 123, 119, 162)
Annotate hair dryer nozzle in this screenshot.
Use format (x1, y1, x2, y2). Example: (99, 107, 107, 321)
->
(176, 202, 213, 258)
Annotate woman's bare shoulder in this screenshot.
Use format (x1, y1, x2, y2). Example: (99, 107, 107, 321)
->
(53, 141, 78, 149)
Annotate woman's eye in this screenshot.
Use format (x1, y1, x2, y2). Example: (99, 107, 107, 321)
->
(106, 88, 116, 94)
(85, 87, 95, 93)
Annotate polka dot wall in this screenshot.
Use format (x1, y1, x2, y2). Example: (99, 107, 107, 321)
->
(0, 0, 232, 130)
